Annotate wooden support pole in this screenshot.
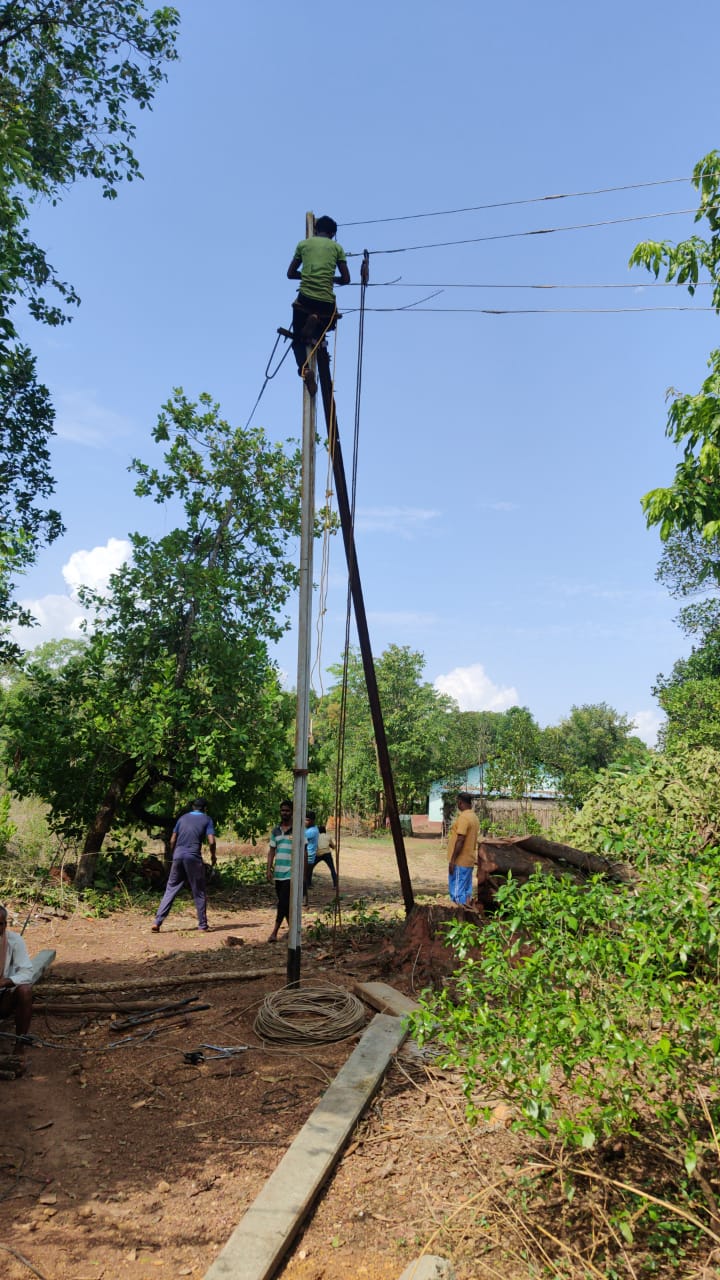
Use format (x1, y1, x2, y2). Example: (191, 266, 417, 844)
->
(316, 344, 415, 915)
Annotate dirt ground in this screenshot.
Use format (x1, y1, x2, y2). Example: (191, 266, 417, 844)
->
(1, 836, 524, 1280)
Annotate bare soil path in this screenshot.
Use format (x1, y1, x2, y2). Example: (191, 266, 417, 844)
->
(2, 836, 505, 1280)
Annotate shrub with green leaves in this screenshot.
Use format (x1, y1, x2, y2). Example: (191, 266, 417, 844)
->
(552, 744, 720, 862)
(410, 854, 720, 1178)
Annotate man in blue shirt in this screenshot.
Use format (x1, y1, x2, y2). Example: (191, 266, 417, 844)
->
(152, 799, 217, 933)
(305, 810, 320, 888)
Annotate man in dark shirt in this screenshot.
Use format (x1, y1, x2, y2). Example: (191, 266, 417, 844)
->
(152, 799, 217, 933)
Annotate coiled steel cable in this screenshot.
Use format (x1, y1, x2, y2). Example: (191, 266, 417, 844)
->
(253, 981, 366, 1044)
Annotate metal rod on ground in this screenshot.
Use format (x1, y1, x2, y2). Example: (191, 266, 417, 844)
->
(288, 209, 317, 985)
(316, 343, 415, 915)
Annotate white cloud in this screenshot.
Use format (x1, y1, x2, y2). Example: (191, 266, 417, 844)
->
(434, 663, 519, 712)
(481, 500, 519, 512)
(11, 594, 85, 648)
(55, 390, 134, 448)
(631, 708, 664, 748)
(354, 507, 439, 538)
(63, 538, 132, 598)
(13, 538, 133, 651)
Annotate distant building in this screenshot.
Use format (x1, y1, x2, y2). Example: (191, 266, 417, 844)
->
(428, 764, 562, 829)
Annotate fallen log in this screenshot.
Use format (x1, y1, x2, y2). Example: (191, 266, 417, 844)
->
(35, 998, 210, 1019)
(35, 998, 201, 1014)
(477, 834, 637, 906)
(36, 966, 286, 996)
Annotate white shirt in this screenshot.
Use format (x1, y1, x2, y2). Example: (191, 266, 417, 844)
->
(3, 931, 33, 986)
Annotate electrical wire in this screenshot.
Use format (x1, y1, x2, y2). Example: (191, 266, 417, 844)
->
(339, 176, 690, 227)
(363, 279, 712, 291)
(253, 981, 366, 1044)
(243, 330, 292, 430)
(345, 304, 712, 315)
(347, 206, 712, 257)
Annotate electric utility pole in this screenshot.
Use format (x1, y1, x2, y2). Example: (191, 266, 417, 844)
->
(287, 211, 316, 986)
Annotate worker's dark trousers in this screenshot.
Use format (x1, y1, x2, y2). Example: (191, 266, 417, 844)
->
(307, 852, 338, 887)
(274, 878, 291, 929)
(155, 855, 208, 929)
(292, 294, 337, 373)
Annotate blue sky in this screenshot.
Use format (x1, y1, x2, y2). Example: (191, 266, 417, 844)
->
(14, 0, 720, 745)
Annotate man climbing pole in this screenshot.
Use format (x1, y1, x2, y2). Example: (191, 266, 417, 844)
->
(287, 215, 350, 396)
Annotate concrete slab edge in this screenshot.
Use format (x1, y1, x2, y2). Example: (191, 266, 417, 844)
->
(204, 1012, 408, 1280)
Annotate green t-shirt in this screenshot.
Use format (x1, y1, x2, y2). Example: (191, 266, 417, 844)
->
(294, 235, 347, 303)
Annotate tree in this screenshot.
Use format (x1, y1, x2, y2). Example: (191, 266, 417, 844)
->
(443, 710, 504, 784)
(656, 529, 720, 635)
(630, 151, 720, 542)
(0, 2, 179, 650)
(312, 645, 459, 821)
(651, 530, 720, 749)
(0, 344, 63, 660)
(541, 703, 647, 808)
(484, 705, 542, 801)
(2, 391, 301, 885)
(659, 679, 720, 753)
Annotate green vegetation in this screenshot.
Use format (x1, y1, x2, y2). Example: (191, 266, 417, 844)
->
(309, 645, 464, 820)
(410, 790, 720, 1272)
(0, 3, 179, 655)
(631, 150, 720, 542)
(1, 392, 301, 886)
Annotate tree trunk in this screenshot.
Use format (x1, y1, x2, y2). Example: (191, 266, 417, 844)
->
(74, 759, 138, 889)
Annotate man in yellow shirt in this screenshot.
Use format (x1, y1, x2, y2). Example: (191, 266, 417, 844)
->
(287, 215, 350, 395)
(447, 792, 479, 905)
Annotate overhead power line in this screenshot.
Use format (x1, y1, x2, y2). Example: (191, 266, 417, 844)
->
(362, 280, 712, 291)
(347, 206, 707, 257)
(346, 304, 712, 315)
(339, 177, 690, 228)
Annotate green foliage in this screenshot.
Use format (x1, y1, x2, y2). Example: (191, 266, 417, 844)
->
(0, 2, 178, 651)
(477, 812, 544, 838)
(0, 793, 15, 856)
(312, 645, 461, 819)
(484, 705, 542, 799)
(658, 678, 720, 753)
(306, 897, 396, 943)
(0, 345, 63, 659)
(630, 152, 720, 541)
(409, 855, 720, 1225)
(553, 744, 720, 862)
(0, 1, 179, 327)
(211, 855, 266, 891)
(1, 392, 302, 875)
(541, 702, 648, 807)
(652, 530, 720, 752)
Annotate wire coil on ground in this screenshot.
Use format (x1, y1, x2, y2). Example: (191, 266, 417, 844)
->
(253, 981, 366, 1044)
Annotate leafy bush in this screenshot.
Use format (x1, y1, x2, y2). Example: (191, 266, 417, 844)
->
(211, 855, 266, 890)
(0, 794, 15, 857)
(552, 744, 720, 862)
(307, 898, 396, 943)
(409, 848, 720, 1256)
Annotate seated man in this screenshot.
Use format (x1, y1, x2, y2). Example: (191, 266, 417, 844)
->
(0, 904, 33, 1055)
